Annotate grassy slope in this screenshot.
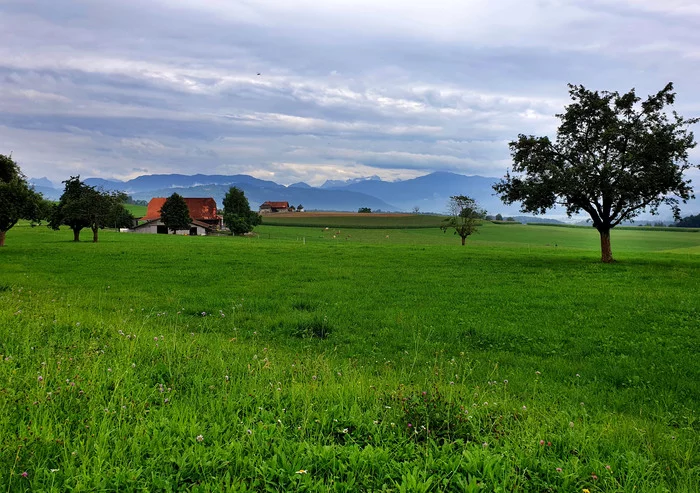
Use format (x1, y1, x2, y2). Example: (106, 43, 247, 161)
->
(0, 223, 698, 491)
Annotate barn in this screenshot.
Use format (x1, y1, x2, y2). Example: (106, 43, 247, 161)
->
(259, 201, 290, 213)
(132, 197, 222, 235)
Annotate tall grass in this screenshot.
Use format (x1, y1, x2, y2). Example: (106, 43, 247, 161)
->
(0, 223, 698, 491)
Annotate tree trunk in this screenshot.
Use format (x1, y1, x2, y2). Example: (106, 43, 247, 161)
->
(73, 228, 81, 242)
(92, 226, 99, 243)
(0, 230, 6, 247)
(461, 235, 466, 246)
(599, 229, 614, 263)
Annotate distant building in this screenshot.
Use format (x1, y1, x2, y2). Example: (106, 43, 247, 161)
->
(259, 201, 291, 213)
(133, 197, 222, 235)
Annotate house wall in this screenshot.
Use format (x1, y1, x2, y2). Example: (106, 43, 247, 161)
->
(132, 223, 159, 234)
(184, 226, 207, 236)
(132, 222, 207, 236)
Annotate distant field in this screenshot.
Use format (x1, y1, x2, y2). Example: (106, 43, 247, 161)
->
(528, 222, 700, 233)
(1, 222, 698, 491)
(261, 211, 447, 228)
(124, 204, 147, 217)
(257, 220, 700, 254)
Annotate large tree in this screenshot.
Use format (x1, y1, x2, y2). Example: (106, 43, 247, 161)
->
(494, 83, 698, 262)
(0, 154, 45, 246)
(50, 176, 132, 242)
(160, 193, 192, 234)
(441, 195, 486, 245)
(222, 187, 261, 235)
(50, 177, 90, 241)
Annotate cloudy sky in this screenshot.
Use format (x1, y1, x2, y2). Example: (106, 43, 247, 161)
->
(2, 0, 699, 187)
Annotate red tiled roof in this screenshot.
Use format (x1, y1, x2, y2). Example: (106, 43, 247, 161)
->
(142, 197, 219, 221)
(261, 201, 289, 209)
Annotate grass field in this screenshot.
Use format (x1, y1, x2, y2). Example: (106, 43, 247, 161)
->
(1, 220, 699, 491)
(124, 204, 147, 218)
(260, 212, 447, 229)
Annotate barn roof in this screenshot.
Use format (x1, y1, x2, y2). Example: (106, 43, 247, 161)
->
(261, 201, 290, 208)
(142, 197, 219, 221)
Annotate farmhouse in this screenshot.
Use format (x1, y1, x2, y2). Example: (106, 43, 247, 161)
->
(259, 201, 291, 213)
(133, 197, 222, 235)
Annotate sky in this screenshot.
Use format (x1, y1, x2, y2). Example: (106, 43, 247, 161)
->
(1, 0, 700, 188)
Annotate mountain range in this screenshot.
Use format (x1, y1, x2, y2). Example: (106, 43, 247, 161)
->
(29, 171, 699, 220)
(30, 172, 524, 215)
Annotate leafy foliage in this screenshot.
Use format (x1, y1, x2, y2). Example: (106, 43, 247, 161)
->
(441, 195, 486, 245)
(674, 214, 700, 228)
(0, 154, 45, 246)
(358, 207, 372, 213)
(49, 176, 132, 242)
(159, 193, 192, 234)
(494, 82, 699, 262)
(222, 187, 261, 235)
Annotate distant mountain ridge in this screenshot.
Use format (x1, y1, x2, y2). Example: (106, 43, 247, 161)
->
(29, 171, 700, 217)
(34, 171, 510, 213)
(320, 175, 382, 189)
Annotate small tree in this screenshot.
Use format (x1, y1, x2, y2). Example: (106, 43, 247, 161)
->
(109, 201, 136, 230)
(494, 82, 698, 262)
(441, 195, 486, 245)
(495, 213, 503, 221)
(222, 187, 261, 235)
(358, 207, 372, 213)
(297, 204, 304, 212)
(160, 193, 192, 234)
(0, 154, 45, 246)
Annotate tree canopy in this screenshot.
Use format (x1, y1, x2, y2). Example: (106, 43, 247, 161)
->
(674, 213, 700, 228)
(494, 82, 698, 262)
(49, 176, 133, 242)
(160, 193, 192, 234)
(222, 187, 261, 235)
(0, 154, 45, 246)
(441, 195, 486, 245)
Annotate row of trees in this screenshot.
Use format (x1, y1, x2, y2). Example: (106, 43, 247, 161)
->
(49, 176, 134, 242)
(1, 155, 135, 246)
(674, 214, 700, 228)
(1, 155, 264, 245)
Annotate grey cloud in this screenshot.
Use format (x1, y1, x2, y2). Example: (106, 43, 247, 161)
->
(1, 0, 699, 188)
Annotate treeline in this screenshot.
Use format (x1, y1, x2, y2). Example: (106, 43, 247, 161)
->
(674, 214, 700, 228)
(1, 154, 135, 246)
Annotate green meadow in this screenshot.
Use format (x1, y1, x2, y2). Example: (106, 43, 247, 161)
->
(1, 221, 699, 491)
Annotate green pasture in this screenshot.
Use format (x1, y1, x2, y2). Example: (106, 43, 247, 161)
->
(261, 213, 447, 228)
(124, 204, 147, 218)
(1, 222, 698, 491)
(257, 220, 700, 253)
